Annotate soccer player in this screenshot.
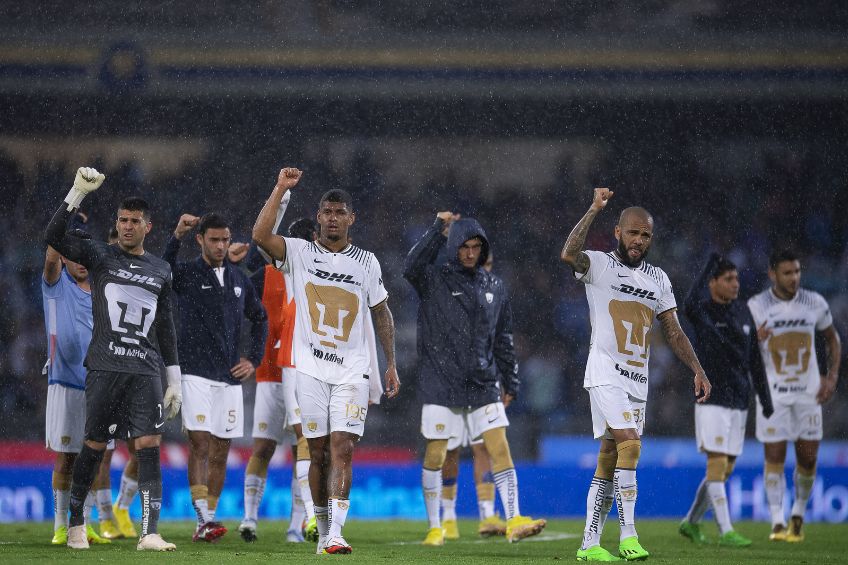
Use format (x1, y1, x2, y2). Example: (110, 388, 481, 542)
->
(239, 217, 319, 544)
(404, 211, 544, 546)
(559, 188, 711, 562)
(164, 212, 268, 542)
(44, 167, 183, 551)
(252, 167, 400, 554)
(678, 254, 774, 546)
(747, 249, 841, 542)
(439, 250, 507, 540)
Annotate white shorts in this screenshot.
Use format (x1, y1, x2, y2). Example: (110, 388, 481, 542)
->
(695, 404, 747, 456)
(421, 402, 509, 446)
(296, 371, 370, 439)
(46, 383, 85, 453)
(181, 375, 244, 439)
(282, 367, 302, 428)
(755, 398, 823, 443)
(446, 413, 485, 451)
(253, 381, 287, 444)
(587, 385, 646, 440)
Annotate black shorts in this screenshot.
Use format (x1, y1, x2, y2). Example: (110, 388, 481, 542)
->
(85, 370, 165, 442)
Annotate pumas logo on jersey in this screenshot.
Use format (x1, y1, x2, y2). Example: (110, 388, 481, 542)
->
(258, 422, 268, 431)
(196, 415, 206, 423)
(108, 424, 117, 434)
(485, 292, 494, 303)
(234, 286, 242, 298)
(773, 319, 811, 328)
(61, 436, 71, 446)
(108, 269, 162, 289)
(614, 284, 657, 301)
(307, 422, 318, 432)
(313, 269, 357, 285)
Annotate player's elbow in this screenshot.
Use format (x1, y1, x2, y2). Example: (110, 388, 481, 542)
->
(560, 250, 577, 265)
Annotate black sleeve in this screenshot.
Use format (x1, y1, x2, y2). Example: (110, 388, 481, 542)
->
(242, 275, 268, 368)
(153, 274, 180, 367)
(44, 203, 101, 268)
(244, 245, 270, 274)
(402, 219, 447, 293)
(494, 294, 520, 399)
(161, 235, 187, 292)
(683, 252, 720, 322)
(748, 308, 774, 418)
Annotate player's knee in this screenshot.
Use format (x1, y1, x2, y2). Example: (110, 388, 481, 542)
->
(797, 463, 817, 478)
(616, 439, 641, 470)
(423, 439, 449, 470)
(706, 453, 728, 481)
(246, 454, 271, 478)
(595, 449, 618, 481)
(253, 439, 276, 461)
(481, 427, 514, 474)
(724, 457, 737, 481)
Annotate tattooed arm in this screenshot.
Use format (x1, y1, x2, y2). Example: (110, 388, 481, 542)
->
(560, 187, 614, 274)
(658, 309, 712, 402)
(371, 300, 400, 399)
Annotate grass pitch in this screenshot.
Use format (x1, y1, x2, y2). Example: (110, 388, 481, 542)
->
(1, 519, 845, 564)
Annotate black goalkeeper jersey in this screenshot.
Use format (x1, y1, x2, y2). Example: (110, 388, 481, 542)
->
(45, 205, 179, 377)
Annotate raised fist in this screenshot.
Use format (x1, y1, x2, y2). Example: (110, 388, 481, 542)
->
(73, 167, 105, 194)
(276, 167, 303, 191)
(591, 187, 614, 211)
(174, 213, 199, 239)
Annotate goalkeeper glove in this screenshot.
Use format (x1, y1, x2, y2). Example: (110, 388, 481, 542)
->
(163, 365, 183, 420)
(64, 167, 105, 211)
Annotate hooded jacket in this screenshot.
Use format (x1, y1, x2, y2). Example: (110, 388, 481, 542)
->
(403, 217, 519, 407)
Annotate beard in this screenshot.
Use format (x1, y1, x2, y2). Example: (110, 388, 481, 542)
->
(617, 238, 648, 267)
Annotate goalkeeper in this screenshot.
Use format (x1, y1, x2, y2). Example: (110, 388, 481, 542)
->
(44, 167, 183, 552)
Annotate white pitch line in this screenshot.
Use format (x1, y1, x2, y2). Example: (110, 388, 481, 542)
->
(389, 531, 579, 546)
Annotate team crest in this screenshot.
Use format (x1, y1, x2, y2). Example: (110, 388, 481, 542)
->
(307, 422, 318, 432)
(197, 415, 206, 424)
(743, 324, 751, 335)
(715, 436, 724, 445)
(295, 408, 301, 417)
(61, 436, 71, 446)
(338, 500, 350, 511)
(258, 422, 268, 432)
(234, 286, 242, 298)
(435, 424, 445, 433)
(108, 424, 117, 434)
(766, 427, 775, 435)
(485, 292, 494, 304)
(622, 411, 632, 423)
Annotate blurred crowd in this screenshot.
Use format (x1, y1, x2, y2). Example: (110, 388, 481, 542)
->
(1, 134, 846, 458)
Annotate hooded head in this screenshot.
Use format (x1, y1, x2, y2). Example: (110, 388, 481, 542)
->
(446, 218, 490, 271)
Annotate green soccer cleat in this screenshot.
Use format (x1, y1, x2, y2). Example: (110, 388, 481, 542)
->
(718, 530, 752, 547)
(576, 545, 622, 561)
(51, 526, 68, 545)
(619, 537, 649, 561)
(86, 524, 112, 544)
(678, 520, 708, 545)
(303, 516, 318, 542)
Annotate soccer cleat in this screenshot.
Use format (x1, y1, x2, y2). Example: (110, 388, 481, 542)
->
(137, 533, 176, 551)
(286, 527, 305, 543)
(52, 526, 68, 545)
(718, 530, 752, 547)
(316, 534, 327, 554)
(619, 537, 649, 561)
(786, 515, 805, 543)
(238, 520, 257, 543)
(67, 525, 89, 549)
(576, 545, 623, 561)
(443, 519, 459, 540)
(505, 515, 546, 543)
(304, 516, 319, 542)
(192, 521, 228, 543)
(323, 535, 352, 554)
(769, 524, 787, 541)
(678, 520, 708, 545)
(86, 524, 111, 544)
(99, 518, 123, 540)
(478, 515, 507, 537)
(113, 507, 138, 538)
(422, 527, 446, 546)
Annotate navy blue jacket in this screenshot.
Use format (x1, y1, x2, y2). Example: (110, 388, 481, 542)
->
(163, 235, 267, 385)
(404, 218, 519, 407)
(683, 253, 773, 416)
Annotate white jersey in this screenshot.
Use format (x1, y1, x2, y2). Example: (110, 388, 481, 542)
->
(747, 288, 832, 405)
(283, 237, 388, 385)
(575, 250, 677, 401)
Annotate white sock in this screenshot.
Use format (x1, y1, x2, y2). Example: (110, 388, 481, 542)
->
(328, 498, 350, 538)
(707, 481, 733, 534)
(116, 472, 138, 510)
(315, 506, 329, 536)
(791, 469, 815, 518)
(422, 468, 442, 529)
(290, 474, 306, 532)
(614, 468, 638, 540)
(478, 499, 495, 520)
(84, 491, 95, 525)
(95, 488, 113, 521)
(441, 494, 457, 522)
(54, 489, 70, 530)
(296, 460, 315, 520)
(764, 468, 786, 528)
(581, 477, 612, 550)
(243, 474, 266, 523)
(685, 478, 710, 524)
(192, 498, 211, 526)
(493, 468, 521, 520)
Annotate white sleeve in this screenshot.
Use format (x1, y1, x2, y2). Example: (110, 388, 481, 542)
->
(815, 294, 834, 331)
(366, 255, 388, 308)
(573, 250, 608, 285)
(747, 296, 766, 327)
(656, 270, 678, 315)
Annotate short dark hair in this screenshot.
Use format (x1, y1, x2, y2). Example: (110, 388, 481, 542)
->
(288, 218, 317, 241)
(711, 257, 737, 279)
(119, 197, 150, 220)
(198, 213, 229, 235)
(769, 248, 799, 270)
(319, 189, 353, 211)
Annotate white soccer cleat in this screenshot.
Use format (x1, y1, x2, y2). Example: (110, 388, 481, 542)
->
(67, 525, 89, 549)
(316, 534, 327, 554)
(323, 535, 352, 554)
(137, 533, 176, 551)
